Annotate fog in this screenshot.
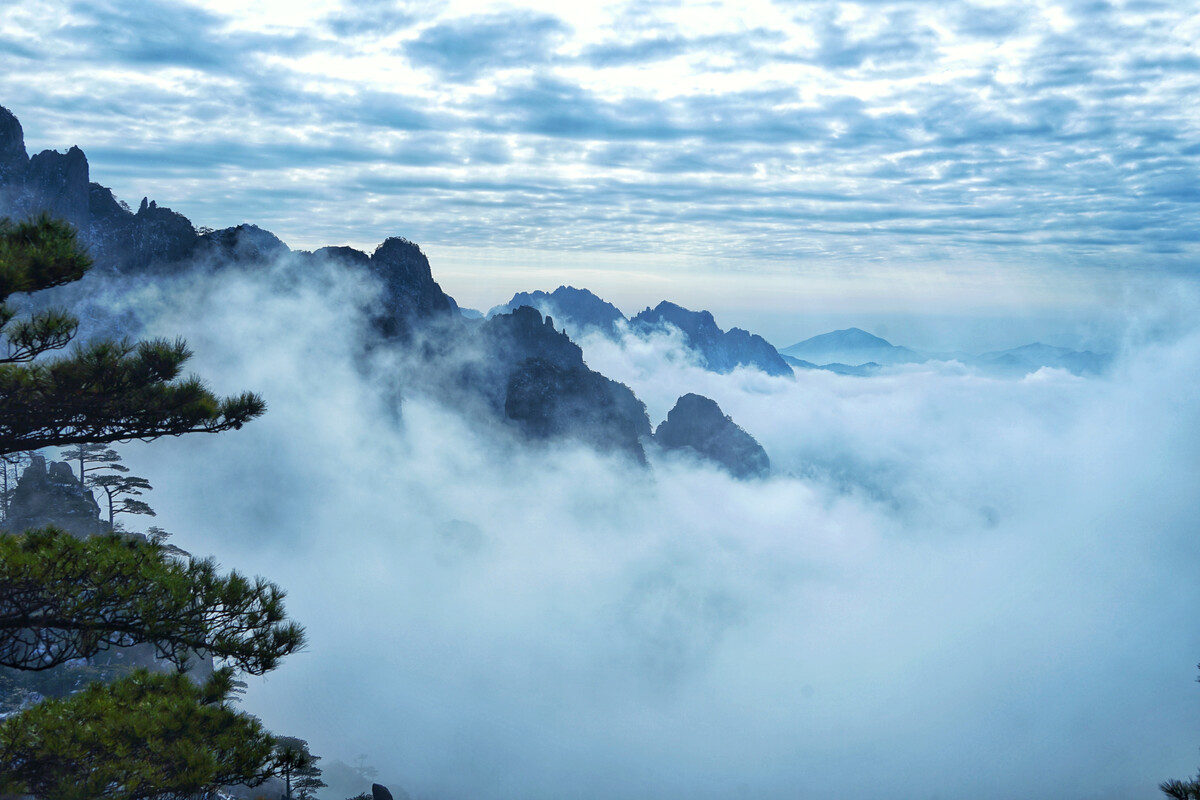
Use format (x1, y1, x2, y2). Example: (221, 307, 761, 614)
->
(92, 259, 1200, 800)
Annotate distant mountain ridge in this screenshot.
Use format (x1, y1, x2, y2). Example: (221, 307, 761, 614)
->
(0, 106, 771, 476)
(782, 327, 1112, 377)
(782, 327, 923, 367)
(630, 301, 793, 377)
(488, 286, 625, 336)
(492, 287, 793, 378)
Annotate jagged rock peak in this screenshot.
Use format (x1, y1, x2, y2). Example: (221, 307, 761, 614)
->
(490, 286, 627, 336)
(654, 393, 770, 479)
(0, 104, 29, 180)
(631, 301, 792, 378)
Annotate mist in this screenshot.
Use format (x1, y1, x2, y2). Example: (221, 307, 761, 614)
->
(88, 258, 1200, 800)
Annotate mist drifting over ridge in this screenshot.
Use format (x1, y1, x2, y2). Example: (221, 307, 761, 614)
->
(69, 246, 1199, 800)
(2, 0, 1199, 786)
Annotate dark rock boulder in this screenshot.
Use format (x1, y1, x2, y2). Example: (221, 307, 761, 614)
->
(5, 456, 106, 537)
(372, 784, 394, 800)
(85, 187, 200, 270)
(654, 393, 770, 479)
(314, 245, 371, 268)
(631, 301, 791, 377)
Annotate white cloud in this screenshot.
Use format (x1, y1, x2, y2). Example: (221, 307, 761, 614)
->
(87, 259, 1200, 799)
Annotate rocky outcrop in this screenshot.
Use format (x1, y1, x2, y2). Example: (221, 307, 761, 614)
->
(419, 306, 651, 461)
(197, 223, 288, 264)
(505, 357, 650, 461)
(372, 785, 394, 800)
(86, 189, 200, 270)
(0, 105, 29, 186)
(0, 107, 650, 463)
(5, 456, 106, 537)
(0, 108, 202, 271)
(314, 239, 459, 339)
(369, 237, 458, 322)
(631, 301, 792, 377)
(26, 146, 91, 229)
(489, 286, 626, 337)
(654, 394, 769, 479)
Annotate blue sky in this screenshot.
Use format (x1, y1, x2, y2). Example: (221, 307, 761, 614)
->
(2, 0, 1197, 347)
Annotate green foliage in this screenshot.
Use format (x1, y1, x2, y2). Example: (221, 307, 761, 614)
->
(60, 442, 129, 482)
(0, 668, 277, 799)
(275, 735, 326, 799)
(0, 215, 265, 454)
(1162, 777, 1200, 799)
(0, 527, 305, 672)
(0, 215, 302, 798)
(91, 472, 155, 526)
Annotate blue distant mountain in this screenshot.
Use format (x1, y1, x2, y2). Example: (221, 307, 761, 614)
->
(975, 343, 1112, 376)
(780, 327, 1112, 377)
(781, 328, 923, 367)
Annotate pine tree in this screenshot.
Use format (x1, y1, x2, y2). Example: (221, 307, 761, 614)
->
(0, 214, 265, 453)
(90, 472, 155, 528)
(0, 214, 299, 798)
(59, 442, 127, 483)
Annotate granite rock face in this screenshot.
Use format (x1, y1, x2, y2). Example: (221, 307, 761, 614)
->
(421, 306, 651, 461)
(0, 105, 28, 185)
(631, 301, 792, 377)
(654, 393, 770, 479)
(0, 107, 652, 462)
(198, 223, 288, 264)
(490, 286, 626, 337)
(5, 456, 107, 538)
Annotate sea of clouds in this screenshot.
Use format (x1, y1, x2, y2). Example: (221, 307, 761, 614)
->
(88, 258, 1200, 800)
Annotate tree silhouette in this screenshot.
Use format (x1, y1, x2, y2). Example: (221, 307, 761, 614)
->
(0, 215, 265, 454)
(0, 215, 296, 798)
(59, 443, 127, 484)
(90, 473, 155, 528)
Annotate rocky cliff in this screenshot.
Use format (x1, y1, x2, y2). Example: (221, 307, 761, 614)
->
(654, 393, 770, 479)
(631, 301, 792, 377)
(5, 456, 106, 538)
(442, 306, 651, 461)
(489, 286, 626, 337)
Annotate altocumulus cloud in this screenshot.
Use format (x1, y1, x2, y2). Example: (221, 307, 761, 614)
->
(1, 1, 1198, 278)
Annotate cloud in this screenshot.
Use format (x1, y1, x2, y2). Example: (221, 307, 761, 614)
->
(59, 0, 317, 72)
(80, 256, 1200, 800)
(3, 0, 1200, 272)
(322, 0, 427, 38)
(579, 29, 784, 68)
(404, 10, 570, 81)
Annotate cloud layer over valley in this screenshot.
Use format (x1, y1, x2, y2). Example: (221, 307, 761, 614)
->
(83, 257, 1200, 800)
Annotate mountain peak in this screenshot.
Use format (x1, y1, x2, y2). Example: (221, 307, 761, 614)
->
(800, 328, 893, 349)
(0, 105, 29, 181)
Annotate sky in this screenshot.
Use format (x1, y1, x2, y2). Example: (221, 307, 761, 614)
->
(2, 0, 1198, 347)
